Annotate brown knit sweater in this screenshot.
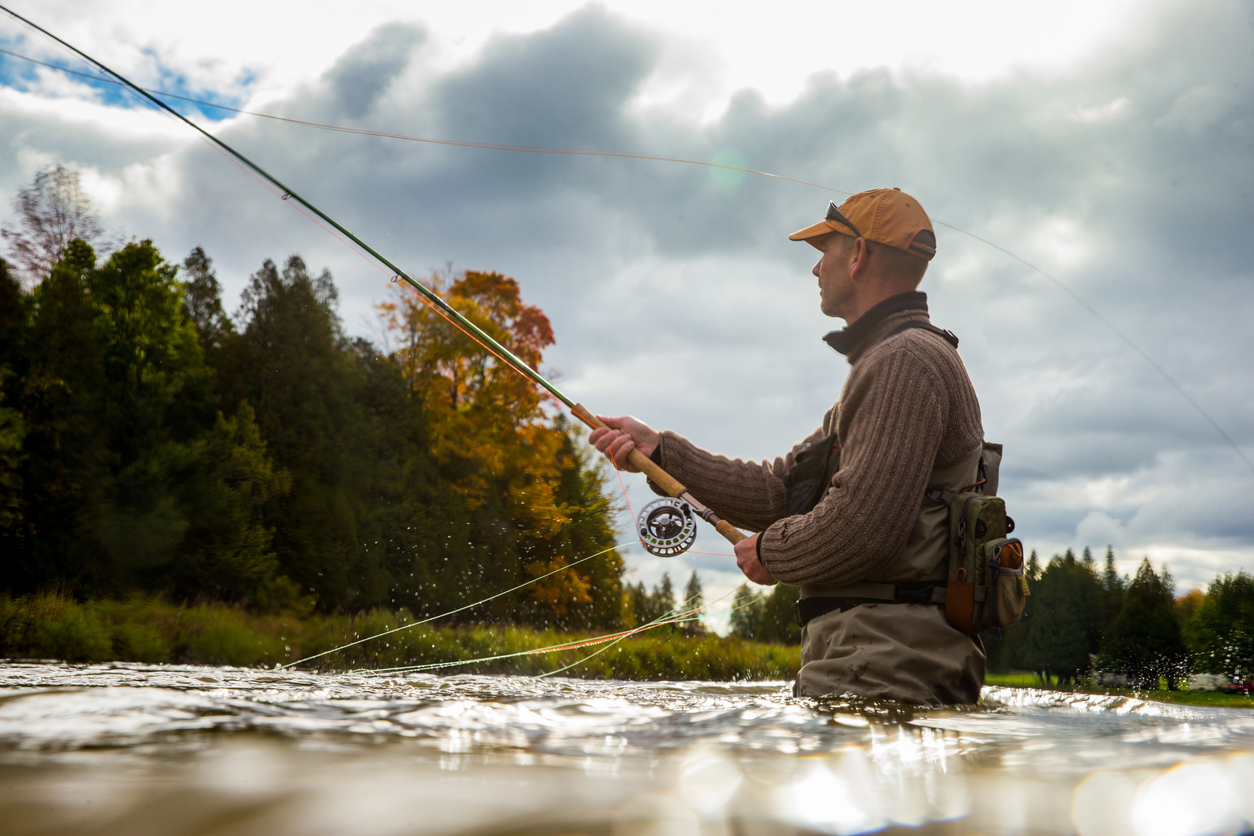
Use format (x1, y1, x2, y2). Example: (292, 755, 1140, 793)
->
(653, 292, 983, 586)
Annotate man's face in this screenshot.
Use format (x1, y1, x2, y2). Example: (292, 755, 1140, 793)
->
(812, 232, 855, 320)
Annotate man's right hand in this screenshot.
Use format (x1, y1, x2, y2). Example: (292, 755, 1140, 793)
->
(588, 415, 660, 472)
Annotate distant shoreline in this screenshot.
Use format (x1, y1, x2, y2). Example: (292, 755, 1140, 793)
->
(985, 671, 1254, 708)
(0, 592, 799, 681)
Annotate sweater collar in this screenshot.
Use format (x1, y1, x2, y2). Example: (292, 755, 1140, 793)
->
(823, 291, 929, 359)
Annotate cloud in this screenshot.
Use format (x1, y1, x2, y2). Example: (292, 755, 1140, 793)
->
(324, 24, 424, 119)
(2, 0, 1252, 605)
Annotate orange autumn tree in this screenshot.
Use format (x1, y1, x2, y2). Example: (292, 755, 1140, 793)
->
(380, 270, 619, 625)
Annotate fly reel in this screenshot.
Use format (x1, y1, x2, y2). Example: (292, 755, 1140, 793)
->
(636, 497, 698, 557)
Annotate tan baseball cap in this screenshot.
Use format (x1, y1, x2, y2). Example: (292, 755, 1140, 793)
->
(788, 187, 936, 261)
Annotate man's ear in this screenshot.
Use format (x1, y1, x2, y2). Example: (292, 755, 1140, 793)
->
(849, 237, 870, 278)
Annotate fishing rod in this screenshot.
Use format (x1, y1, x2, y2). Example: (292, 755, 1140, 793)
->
(3, 40, 1251, 483)
(0, 3, 744, 556)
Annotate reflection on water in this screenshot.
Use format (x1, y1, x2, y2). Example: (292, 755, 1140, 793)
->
(2, 663, 1253, 835)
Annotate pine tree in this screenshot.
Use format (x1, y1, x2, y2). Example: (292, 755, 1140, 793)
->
(1100, 546, 1125, 627)
(181, 247, 233, 356)
(1019, 550, 1103, 684)
(655, 573, 676, 620)
(16, 240, 112, 593)
(628, 575, 678, 627)
(1026, 549, 1042, 582)
(1098, 558, 1189, 689)
(171, 402, 295, 608)
(627, 581, 649, 627)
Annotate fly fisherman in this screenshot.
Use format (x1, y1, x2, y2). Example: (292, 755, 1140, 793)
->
(589, 188, 986, 705)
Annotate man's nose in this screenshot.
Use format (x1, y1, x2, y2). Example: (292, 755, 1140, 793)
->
(812, 259, 821, 278)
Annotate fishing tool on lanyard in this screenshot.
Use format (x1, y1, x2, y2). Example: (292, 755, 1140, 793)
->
(0, 4, 744, 558)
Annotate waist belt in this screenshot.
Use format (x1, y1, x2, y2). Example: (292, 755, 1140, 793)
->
(795, 581, 947, 628)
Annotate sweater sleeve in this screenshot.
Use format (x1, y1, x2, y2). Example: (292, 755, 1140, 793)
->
(647, 406, 837, 533)
(757, 344, 947, 585)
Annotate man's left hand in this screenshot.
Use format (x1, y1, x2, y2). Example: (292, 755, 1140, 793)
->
(735, 533, 776, 586)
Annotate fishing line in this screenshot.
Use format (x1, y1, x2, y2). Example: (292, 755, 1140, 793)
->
(532, 583, 747, 679)
(2, 37, 1245, 477)
(930, 219, 1254, 477)
(360, 581, 741, 679)
(360, 603, 699, 677)
(276, 542, 622, 670)
(361, 597, 704, 675)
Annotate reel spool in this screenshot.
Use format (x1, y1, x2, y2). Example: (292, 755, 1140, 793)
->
(636, 497, 698, 557)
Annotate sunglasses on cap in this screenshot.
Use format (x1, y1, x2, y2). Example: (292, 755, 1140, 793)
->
(826, 201, 863, 239)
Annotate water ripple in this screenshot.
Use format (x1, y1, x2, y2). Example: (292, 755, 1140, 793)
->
(2, 662, 1253, 835)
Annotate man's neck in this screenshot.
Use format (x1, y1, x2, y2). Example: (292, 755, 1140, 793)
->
(823, 291, 929, 358)
(842, 284, 919, 327)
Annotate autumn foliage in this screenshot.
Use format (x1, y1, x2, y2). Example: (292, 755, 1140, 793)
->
(379, 272, 614, 621)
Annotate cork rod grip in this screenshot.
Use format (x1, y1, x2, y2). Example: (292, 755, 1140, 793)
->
(714, 519, 744, 544)
(572, 403, 747, 546)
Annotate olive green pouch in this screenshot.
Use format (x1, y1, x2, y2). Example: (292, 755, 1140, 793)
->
(943, 475, 1030, 635)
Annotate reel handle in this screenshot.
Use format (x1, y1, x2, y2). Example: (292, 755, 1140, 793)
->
(572, 404, 748, 546)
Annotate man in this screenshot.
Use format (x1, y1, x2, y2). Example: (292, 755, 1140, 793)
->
(590, 188, 986, 705)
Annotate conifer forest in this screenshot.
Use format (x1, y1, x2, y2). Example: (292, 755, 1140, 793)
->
(0, 166, 625, 631)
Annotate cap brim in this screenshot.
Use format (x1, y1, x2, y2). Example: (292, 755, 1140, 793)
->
(787, 219, 857, 242)
(788, 220, 831, 241)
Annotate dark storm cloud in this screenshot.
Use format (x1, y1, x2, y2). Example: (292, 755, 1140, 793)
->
(432, 7, 657, 148)
(4, 0, 1251, 590)
(323, 23, 424, 119)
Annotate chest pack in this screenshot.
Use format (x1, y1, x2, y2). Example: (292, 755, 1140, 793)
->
(786, 320, 1030, 634)
(928, 458, 1030, 635)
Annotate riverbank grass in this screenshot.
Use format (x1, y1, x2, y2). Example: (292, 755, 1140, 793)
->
(985, 672, 1254, 708)
(0, 593, 799, 681)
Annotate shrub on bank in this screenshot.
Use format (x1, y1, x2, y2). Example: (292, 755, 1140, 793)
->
(0, 593, 799, 681)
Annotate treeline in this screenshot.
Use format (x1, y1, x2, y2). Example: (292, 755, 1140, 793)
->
(0, 167, 625, 629)
(624, 571, 707, 636)
(987, 547, 1254, 690)
(724, 545, 1254, 693)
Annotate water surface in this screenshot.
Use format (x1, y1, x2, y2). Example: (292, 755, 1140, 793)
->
(2, 662, 1253, 835)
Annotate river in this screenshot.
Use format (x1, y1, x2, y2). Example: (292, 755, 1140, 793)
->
(1, 662, 1253, 835)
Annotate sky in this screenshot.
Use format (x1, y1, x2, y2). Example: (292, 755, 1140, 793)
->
(1, 0, 1252, 633)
